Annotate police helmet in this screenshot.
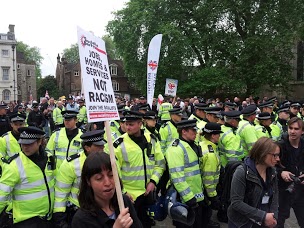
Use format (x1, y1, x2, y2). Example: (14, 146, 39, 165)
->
(146, 195, 168, 221)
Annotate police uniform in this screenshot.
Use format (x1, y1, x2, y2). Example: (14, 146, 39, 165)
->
(255, 112, 272, 139)
(53, 130, 106, 227)
(199, 123, 222, 228)
(109, 104, 125, 137)
(113, 111, 165, 228)
(158, 101, 173, 122)
(144, 111, 160, 140)
(0, 127, 55, 227)
(188, 103, 208, 123)
(53, 105, 65, 129)
(223, 102, 237, 111)
(104, 117, 126, 153)
(0, 103, 10, 136)
(289, 102, 301, 119)
(159, 108, 182, 154)
(27, 103, 46, 129)
(276, 106, 290, 135)
(258, 101, 276, 122)
(236, 105, 258, 156)
(76, 99, 87, 128)
(0, 113, 26, 159)
(218, 111, 244, 167)
(166, 119, 208, 228)
(46, 110, 83, 169)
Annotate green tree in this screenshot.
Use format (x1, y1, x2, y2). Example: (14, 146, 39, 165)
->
(16, 41, 43, 82)
(107, 0, 304, 97)
(37, 75, 60, 99)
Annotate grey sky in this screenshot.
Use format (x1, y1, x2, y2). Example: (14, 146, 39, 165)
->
(0, 0, 127, 77)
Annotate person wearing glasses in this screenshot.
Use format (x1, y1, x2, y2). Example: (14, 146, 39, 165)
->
(228, 137, 280, 228)
(276, 117, 304, 228)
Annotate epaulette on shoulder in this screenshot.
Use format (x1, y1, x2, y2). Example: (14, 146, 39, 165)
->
(208, 145, 214, 153)
(52, 128, 61, 133)
(150, 133, 157, 141)
(113, 137, 123, 148)
(67, 153, 80, 162)
(172, 139, 180, 147)
(1, 132, 9, 137)
(110, 121, 116, 127)
(1, 153, 19, 164)
(273, 121, 277, 125)
(161, 122, 168, 128)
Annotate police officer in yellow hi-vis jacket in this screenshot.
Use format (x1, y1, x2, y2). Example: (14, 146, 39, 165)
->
(46, 110, 83, 169)
(200, 122, 222, 228)
(0, 126, 56, 228)
(166, 119, 209, 228)
(113, 111, 165, 228)
(0, 113, 26, 159)
(53, 130, 106, 228)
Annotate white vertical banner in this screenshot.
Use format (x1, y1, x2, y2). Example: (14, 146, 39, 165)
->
(147, 34, 162, 108)
(165, 78, 178, 96)
(77, 27, 119, 122)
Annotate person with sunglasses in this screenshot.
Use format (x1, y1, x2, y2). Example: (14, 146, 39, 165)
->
(228, 137, 280, 228)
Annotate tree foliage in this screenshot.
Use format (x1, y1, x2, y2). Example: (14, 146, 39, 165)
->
(16, 41, 43, 80)
(107, 0, 304, 97)
(37, 75, 60, 99)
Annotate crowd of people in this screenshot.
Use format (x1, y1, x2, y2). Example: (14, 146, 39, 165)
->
(0, 93, 304, 228)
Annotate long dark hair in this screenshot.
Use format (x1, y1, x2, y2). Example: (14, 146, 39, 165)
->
(78, 152, 118, 215)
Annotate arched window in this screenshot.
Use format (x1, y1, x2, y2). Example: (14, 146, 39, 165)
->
(110, 64, 118, 76)
(3, 89, 10, 101)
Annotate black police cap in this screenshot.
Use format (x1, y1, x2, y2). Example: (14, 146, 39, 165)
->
(61, 110, 79, 119)
(176, 119, 197, 129)
(18, 126, 45, 144)
(194, 103, 208, 110)
(257, 112, 271, 120)
(9, 113, 26, 122)
(290, 102, 301, 108)
(203, 122, 223, 134)
(138, 103, 150, 111)
(117, 104, 125, 112)
(224, 102, 237, 108)
(80, 130, 106, 146)
(143, 111, 157, 119)
(224, 110, 241, 119)
(123, 110, 143, 121)
(241, 104, 257, 116)
(267, 96, 277, 102)
(204, 107, 222, 114)
(169, 108, 183, 115)
(258, 101, 273, 109)
(277, 106, 290, 113)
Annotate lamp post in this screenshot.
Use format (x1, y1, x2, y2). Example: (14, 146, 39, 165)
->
(11, 44, 16, 101)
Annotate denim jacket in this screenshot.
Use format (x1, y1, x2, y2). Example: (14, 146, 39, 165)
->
(227, 158, 278, 228)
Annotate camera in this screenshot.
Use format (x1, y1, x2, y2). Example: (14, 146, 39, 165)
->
(286, 175, 303, 193)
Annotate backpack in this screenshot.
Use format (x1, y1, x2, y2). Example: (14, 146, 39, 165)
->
(217, 161, 245, 223)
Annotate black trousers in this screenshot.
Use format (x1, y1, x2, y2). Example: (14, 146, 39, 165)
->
(13, 217, 52, 228)
(173, 201, 211, 228)
(277, 187, 304, 228)
(134, 194, 153, 228)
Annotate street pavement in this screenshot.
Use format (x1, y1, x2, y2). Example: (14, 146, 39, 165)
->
(155, 209, 300, 228)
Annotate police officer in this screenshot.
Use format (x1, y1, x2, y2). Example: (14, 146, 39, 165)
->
(188, 103, 208, 123)
(166, 119, 208, 228)
(113, 111, 165, 227)
(197, 106, 222, 131)
(159, 107, 183, 154)
(138, 103, 151, 114)
(223, 102, 237, 112)
(76, 99, 87, 129)
(53, 101, 65, 130)
(237, 104, 258, 156)
(255, 112, 273, 139)
(27, 102, 46, 129)
(158, 97, 173, 123)
(0, 103, 10, 136)
(65, 96, 79, 111)
(0, 126, 55, 227)
(143, 111, 160, 140)
(109, 104, 125, 136)
(218, 111, 244, 167)
(258, 100, 276, 122)
(53, 130, 106, 228)
(0, 113, 26, 159)
(46, 110, 83, 169)
(276, 105, 290, 135)
(200, 123, 222, 228)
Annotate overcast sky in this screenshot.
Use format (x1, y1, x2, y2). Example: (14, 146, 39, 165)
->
(0, 0, 127, 77)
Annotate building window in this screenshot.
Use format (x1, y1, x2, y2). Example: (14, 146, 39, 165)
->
(27, 70, 31, 76)
(28, 85, 31, 92)
(2, 49, 9, 57)
(18, 90, 21, 95)
(110, 65, 117, 76)
(2, 67, 9, 80)
(17, 64, 20, 69)
(112, 80, 119, 91)
(3, 90, 10, 101)
(74, 70, 79, 76)
(0, 35, 7, 40)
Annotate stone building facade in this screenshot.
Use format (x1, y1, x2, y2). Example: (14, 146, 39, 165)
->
(0, 24, 17, 102)
(55, 54, 140, 99)
(16, 51, 37, 102)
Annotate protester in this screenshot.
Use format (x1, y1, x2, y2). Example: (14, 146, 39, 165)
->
(227, 137, 280, 228)
(71, 152, 142, 228)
